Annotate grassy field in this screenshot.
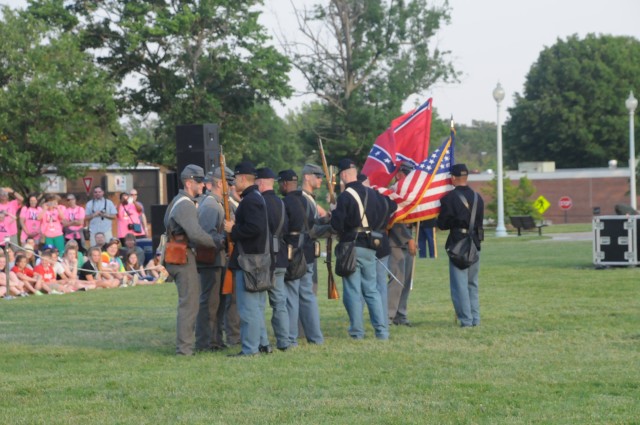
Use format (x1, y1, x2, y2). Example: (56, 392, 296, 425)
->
(1, 227, 638, 424)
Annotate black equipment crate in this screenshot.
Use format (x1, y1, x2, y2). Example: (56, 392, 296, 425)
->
(593, 216, 637, 266)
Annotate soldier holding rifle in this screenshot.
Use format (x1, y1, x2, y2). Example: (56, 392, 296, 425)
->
(195, 166, 232, 352)
(317, 140, 340, 301)
(278, 169, 324, 347)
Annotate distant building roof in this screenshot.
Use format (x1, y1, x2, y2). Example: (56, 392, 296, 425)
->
(43, 162, 163, 172)
(470, 167, 631, 182)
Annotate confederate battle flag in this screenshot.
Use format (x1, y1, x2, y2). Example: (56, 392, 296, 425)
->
(361, 99, 432, 187)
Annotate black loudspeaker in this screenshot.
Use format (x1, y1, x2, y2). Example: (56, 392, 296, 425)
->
(176, 124, 219, 177)
(150, 204, 169, 253)
(166, 172, 178, 200)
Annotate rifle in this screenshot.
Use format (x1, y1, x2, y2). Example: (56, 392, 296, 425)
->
(220, 148, 234, 295)
(317, 137, 339, 300)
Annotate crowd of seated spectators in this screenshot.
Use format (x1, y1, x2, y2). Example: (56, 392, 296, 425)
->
(0, 188, 168, 298)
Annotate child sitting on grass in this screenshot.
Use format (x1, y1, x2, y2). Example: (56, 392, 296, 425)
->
(61, 246, 95, 291)
(11, 254, 42, 295)
(0, 251, 30, 297)
(145, 249, 169, 284)
(33, 249, 72, 294)
(123, 250, 155, 285)
(79, 247, 119, 289)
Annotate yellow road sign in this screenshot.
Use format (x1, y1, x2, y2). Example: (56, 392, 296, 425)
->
(534, 195, 550, 214)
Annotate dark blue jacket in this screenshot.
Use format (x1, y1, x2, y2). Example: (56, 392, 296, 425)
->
(331, 181, 397, 249)
(262, 190, 289, 268)
(229, 185, 269, 269)
(437, 185, 484, 250)
(283, 190, 316, 264)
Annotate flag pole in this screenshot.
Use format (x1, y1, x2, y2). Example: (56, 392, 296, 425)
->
(410, 221, 419, 291)
(433, 227, 437, 258)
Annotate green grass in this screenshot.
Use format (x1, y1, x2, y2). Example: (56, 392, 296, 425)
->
(1, 231, 639, 424)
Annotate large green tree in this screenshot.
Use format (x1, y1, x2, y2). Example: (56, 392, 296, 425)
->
(505, 34, 640, 169)
(27, 0, 293, 167)
(0, 7, 119, 196)
(287, 0, 458, 164)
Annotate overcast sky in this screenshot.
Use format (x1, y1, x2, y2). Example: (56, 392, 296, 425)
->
(4, 0, 640, 125)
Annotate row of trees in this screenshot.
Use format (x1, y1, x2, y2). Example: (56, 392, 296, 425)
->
(0, 0, 458, 195)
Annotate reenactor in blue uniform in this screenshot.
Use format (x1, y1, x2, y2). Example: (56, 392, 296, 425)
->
(278, 169, 324, 346)
(256, 167, 290, 352)
(437, 164, 484, 327)
(330, 159, 396, 340)
(224, 161, 270, 356)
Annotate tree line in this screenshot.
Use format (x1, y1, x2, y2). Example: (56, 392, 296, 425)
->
(1, 1, 638, 197)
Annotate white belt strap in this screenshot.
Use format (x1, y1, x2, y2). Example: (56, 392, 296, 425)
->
(345, 187, 369, 228)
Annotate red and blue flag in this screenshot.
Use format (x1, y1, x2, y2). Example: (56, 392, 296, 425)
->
(376, 128, 455, 224)
(362, 99, 432, 187)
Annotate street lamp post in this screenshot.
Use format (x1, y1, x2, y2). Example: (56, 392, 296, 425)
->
(493, 83, 508, 237)
(626, 91, 638, 211)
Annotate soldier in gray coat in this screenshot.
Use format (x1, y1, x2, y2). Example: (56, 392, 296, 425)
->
(387, 162, 417, 326)
(195, 167, 229, 352)
(164, 164, 223, 356)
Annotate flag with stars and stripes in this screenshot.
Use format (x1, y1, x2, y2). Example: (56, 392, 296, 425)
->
(376, 128, 455, 225)
(361, 99, 432, 187)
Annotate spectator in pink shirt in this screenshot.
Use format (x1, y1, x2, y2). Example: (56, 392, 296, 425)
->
(41, 194, 66, 254)
(0, 209, 15, 250)
(129, 188, 149, 236)
(62, 193, 86, 253)
(0, 188, 23, 247)
(116, 192, 145, 244)
(19, 194, 43, 245)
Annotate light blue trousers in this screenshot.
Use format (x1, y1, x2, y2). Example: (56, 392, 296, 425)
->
(343, 247, 388, 340)
(449, 257, 480, 327)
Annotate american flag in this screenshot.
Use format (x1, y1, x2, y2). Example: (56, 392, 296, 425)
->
(376, 129, 455, 224)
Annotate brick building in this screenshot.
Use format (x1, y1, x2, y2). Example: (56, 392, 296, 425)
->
(468, 166, 635, 224)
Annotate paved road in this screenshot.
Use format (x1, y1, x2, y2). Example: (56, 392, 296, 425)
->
(548, 232, 592, 242)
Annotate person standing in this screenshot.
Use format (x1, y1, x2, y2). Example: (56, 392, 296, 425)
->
(300, 164, 332, 295)
(360, 173, 394, 327)
(330, 159, 395, 340)
(278, 169, 324, 347)
(437, 164, 484, 328)
(223, 161, 270, 357)
(222, 172, 241, 348)
(387, 161, 417, 327)
(418, 218, 436, 259)
(62, 194, 86, 253)
(164, 164, 222, 355)
(85, 186, 117, 246)
(195, 168, 228, 352)
(41, 194, 67, 254)
(129, 188, 149, 237)
(0, 188, 23, 247)
(256, 167, 290, 352)
(19, 194, 43, 246)
(116, 192, 145, 244)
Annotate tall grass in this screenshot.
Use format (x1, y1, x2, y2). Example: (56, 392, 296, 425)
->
(1, 231, 638, 424)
